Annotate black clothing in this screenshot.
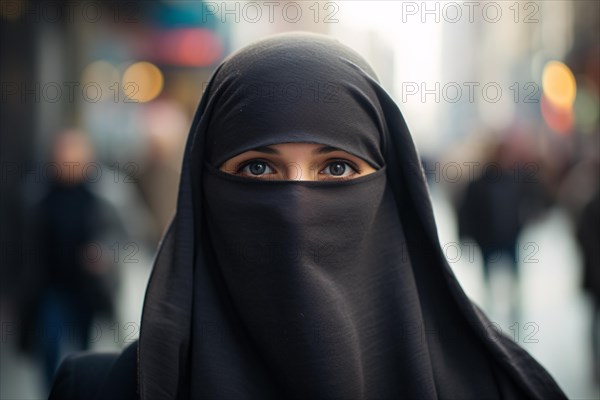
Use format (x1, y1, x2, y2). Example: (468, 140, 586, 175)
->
(577, 189, 600, 301)
(20, 180, 119, 389)
(457, 163, 548, 261)
(48, 340, 138, 400)
(24, 181, 116, 326)
(50, 31, 567, 399)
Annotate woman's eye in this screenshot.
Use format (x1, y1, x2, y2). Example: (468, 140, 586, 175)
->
(239, 160, 274, 176)
(234, 159, 360, 179)
(320, 161, 357, 178)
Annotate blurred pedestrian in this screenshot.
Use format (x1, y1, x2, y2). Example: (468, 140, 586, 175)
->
(18, 129, 118, 389)
(457, 135, 550, 323)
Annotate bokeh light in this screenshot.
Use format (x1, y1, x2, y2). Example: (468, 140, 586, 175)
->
(542, 61, 577, 109)
(156, 28, 223, 67)
(122, 61, 164, 103)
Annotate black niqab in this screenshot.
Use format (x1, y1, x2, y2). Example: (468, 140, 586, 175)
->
(138, 31, 566, 399)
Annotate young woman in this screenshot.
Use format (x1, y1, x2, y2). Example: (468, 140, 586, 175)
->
(49, 31, 567, 399)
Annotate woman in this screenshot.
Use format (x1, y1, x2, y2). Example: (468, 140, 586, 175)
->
(49, 31, 567, 399)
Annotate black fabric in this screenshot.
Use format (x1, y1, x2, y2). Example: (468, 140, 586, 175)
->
(138, 31, 567, 399)
(48, 340, 138, 400)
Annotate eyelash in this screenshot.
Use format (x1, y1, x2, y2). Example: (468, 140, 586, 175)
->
(234, 158, 362, 179)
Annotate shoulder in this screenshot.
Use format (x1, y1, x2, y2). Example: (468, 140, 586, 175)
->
(48, 340, 138, 400)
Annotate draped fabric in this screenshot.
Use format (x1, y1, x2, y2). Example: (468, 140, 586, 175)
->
(138, 31, 566, 399)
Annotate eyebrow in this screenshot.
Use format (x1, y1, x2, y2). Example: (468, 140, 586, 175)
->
(250, 145, 342, 155)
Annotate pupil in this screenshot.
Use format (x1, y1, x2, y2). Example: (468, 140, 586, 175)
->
(331, 162, 345, 176)
(249, 162, 266, 175)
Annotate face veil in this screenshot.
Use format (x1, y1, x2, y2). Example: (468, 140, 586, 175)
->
(137, 32, 567, 399)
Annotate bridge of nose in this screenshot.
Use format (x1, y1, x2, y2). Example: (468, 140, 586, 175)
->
(283, 161, 319, 181)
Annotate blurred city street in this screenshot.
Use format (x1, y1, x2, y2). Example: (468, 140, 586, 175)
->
(431, 184, 600, 400)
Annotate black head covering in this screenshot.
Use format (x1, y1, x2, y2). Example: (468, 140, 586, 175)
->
(138, 31, 566, 399)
